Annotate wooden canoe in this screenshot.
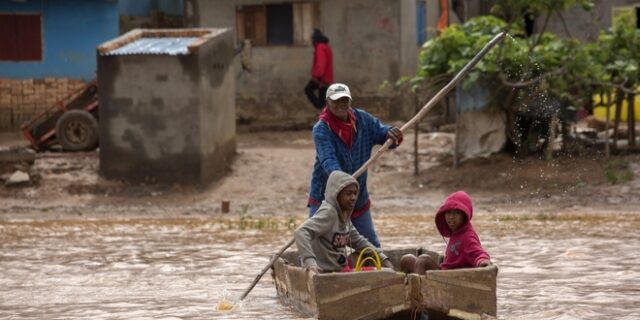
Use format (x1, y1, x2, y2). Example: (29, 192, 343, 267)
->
(271, 248, 497, 320)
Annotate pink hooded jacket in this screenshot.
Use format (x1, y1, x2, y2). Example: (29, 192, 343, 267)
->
(435, 191, 490, 270)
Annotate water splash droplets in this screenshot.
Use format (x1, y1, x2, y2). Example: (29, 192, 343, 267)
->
(216, 287, 242, 312)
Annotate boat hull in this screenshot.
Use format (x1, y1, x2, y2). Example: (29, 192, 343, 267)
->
(271, 248, 497, 319)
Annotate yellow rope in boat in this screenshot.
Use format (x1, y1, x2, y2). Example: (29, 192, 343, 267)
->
(354, 247, 382, 271)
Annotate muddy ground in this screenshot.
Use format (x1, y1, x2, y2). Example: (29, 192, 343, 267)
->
(1, 128, 639, 220)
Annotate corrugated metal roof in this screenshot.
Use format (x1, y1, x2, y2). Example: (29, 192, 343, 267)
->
(103, 37, 199, 56)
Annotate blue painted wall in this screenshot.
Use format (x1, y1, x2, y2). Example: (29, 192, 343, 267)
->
(0, 0, 119, 81)
(119, 0, 183, 16)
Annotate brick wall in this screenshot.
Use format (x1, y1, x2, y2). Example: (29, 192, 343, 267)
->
(0, 78, 86, 131)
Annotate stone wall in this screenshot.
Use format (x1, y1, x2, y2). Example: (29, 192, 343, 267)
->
(0, 78, 86, 131)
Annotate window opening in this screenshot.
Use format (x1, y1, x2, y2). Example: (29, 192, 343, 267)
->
(236, 2, 319, 46)
(266, 4, 293, 45)
(0, 13, 43, 61)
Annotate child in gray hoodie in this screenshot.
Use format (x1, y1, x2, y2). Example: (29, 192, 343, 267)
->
(294, 171, 394, 273)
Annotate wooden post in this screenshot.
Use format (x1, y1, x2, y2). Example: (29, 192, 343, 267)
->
(453, 99, 460, 169)
(441, 98, 450, 123)
(221, 200, 230, 213)
(628, 93, 636, 148)
(605, 91, 611, 158)
(546, 113, 558, 161)
(413, 93, 420, 176)
(613, 89, 624, 151)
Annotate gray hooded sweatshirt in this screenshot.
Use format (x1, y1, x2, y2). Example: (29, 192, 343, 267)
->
(294, 171, 387, 272)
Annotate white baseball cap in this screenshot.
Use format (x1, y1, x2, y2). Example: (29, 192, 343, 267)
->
(326, 83, 352, 101)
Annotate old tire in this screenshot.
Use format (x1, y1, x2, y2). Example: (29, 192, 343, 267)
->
(55, 110, 99, 151)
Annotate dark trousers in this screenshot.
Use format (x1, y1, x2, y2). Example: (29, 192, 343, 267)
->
(304, 80, 328, 110)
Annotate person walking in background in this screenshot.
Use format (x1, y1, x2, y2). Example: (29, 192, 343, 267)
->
(308, 83, 403, 248)
(304, 29, 333, 110)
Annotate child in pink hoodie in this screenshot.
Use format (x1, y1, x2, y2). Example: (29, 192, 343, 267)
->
(400, 191, 491, 274)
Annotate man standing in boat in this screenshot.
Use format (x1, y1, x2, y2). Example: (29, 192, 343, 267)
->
(307, 83, 403, 248)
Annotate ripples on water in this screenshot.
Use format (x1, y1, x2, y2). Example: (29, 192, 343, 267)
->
(1, 214, 639, 319)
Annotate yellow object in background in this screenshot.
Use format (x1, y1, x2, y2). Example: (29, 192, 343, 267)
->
(592, 92, 640, 121)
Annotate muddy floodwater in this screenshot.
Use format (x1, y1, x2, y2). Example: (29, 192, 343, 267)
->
(1, 213, 639, 319)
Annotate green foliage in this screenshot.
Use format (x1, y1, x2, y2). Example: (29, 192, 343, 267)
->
(604, 159, 634, 184)
(412, 0, 640, 119)
(592, 15, 640, 86)
(418, 16, 514, 81)
(491, 0, 594, 27)
(530, 35, 600, 105)
(417, 15, 598, 104)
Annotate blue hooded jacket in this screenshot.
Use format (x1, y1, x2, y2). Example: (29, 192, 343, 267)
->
(308, 108, 393, 214)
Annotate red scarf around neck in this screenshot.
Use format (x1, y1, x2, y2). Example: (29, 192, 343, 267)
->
(319, 107, 357, 149)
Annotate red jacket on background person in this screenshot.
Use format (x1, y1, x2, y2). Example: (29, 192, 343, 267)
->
(311, 42, 333, 85)
(305, 29, 334, 110)
(435, 191, 491, 270)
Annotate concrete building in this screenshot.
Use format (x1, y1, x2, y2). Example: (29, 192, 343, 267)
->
(97, 28, 236, 185)
(0, 0, 188, 131)
(184, 0, 446, 123)
(118, 0, 185, 33)
(0, 0, 119, 130)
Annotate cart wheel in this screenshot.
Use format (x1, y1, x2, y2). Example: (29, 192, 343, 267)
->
(55, 110, 99, 151)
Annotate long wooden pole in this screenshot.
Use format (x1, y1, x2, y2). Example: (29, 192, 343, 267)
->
(238, 31, 506, 302)
(353, 31, 506, 178)
(239, 237, 294, 301)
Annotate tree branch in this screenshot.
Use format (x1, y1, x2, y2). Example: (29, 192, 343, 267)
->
(589, 80, 639, 94)
(557, 11, 573, 39)
(530, 11, 553, 51)
(499, 68, 564, 88)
